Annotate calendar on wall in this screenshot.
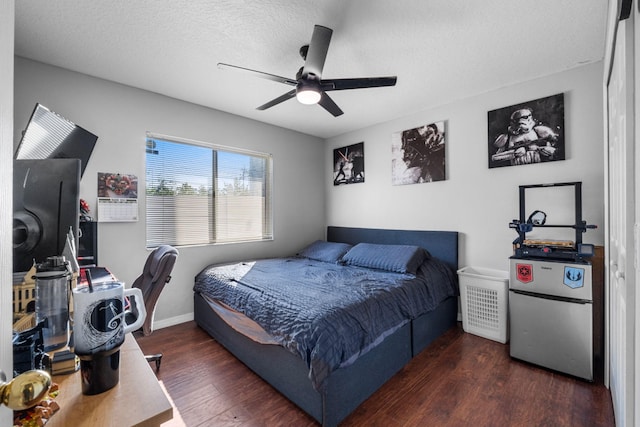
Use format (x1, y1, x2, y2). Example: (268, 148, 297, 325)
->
(96, 172, 139, 222)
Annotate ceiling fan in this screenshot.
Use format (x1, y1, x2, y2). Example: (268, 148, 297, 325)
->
(218, 25, 397, 117)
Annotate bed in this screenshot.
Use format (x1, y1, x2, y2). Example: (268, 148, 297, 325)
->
(194, 226, 459, 426)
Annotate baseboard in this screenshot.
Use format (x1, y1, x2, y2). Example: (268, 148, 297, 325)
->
(153, 312, 194, 330)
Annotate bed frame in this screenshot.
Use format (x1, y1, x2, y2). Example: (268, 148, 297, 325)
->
(194, 226, 459, 426)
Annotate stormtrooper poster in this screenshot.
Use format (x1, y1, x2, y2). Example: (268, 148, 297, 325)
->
(392, 121, 446, 185)
(333, 142, 364, 185)
(488, 93, 565, 169)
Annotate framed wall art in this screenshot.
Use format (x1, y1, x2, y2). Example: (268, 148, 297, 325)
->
(488, 93, 565, 169)
(392, 121, 446, 185)
(333, 142, 364, 185)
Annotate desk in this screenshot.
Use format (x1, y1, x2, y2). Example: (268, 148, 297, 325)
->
(47, 335, 173, 427)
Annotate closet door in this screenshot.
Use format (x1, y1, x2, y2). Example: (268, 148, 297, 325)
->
(606, 5, 637, 426)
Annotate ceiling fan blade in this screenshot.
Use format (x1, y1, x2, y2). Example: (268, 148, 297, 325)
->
(302, 25, 333, 79)
(218, 63, 297, 86)
(321, 76, 397, 91)
(256, 89, 297, 110)
(318, 92, 344, 117)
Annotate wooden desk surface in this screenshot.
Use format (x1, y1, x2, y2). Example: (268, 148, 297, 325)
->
(47, 334, 173, 427)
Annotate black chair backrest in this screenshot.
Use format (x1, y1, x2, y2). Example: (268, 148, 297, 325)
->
(131, 245, 178, 336)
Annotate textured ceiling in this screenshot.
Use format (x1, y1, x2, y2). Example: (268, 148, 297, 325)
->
(14, 0, 608, 139)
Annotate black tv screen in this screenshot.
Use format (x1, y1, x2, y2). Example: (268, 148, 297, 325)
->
(14, 103, 98, 177)
(13, 159, 80, 273)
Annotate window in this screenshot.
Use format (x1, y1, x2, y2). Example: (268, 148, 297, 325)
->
(145, 133, 273, 248)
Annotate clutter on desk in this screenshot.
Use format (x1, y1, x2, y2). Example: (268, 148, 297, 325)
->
(72, 281, 147, 395)
(12, 382, 60, 427)
(50, 349, 80, 376)
(12, 319, 50, 377)
(34, 256, 73, 352)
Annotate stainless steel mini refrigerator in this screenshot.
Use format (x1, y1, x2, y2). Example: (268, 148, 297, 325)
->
(509, 257, 593, 381)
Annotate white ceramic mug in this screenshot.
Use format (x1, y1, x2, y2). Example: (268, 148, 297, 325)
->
(72, 282, 146, 355)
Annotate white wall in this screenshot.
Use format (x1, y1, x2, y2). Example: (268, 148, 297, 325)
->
(324, 62, 605, 271)
(13, 57, 605, 325)
(14, 57, 326, 324)
(1, 1, 14, 425)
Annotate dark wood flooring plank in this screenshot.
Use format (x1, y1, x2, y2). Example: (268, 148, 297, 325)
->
(136, 321, 615, 427)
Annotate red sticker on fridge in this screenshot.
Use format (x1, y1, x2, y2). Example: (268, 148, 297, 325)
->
(516, 264, 533, 283)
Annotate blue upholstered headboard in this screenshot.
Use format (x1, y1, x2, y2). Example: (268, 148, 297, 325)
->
(327, 226, 459, 274)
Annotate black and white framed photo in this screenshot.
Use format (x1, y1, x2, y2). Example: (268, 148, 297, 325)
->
(392, 121, 446, 185)
(488, 93, 565, 169)
(333, 142, 364, 185)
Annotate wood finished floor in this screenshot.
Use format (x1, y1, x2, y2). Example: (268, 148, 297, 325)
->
(136, 321, 615, 427)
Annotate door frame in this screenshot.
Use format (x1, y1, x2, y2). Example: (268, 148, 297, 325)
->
(603, 1, 638, 426)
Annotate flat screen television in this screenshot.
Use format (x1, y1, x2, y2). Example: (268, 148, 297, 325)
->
(13, 159, 80, 273)
(14, 103, 98, 177)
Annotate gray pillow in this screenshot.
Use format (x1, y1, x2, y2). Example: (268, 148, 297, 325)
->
(297, 240, 353, 263)
(342, 243, 428, 274)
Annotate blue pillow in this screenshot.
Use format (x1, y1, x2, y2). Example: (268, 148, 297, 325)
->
(342, 243, 428, 274)
(297, 240, 353, 263)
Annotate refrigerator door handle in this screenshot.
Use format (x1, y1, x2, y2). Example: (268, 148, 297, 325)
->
(509, 289, 592, 304)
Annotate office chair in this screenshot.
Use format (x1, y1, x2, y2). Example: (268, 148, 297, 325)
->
(129, 245, 178, 371)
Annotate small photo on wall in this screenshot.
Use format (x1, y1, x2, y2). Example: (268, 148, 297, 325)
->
(333, 142, 364, 185)
(488, 93, 565, 169)
(392, 121, 446, 185)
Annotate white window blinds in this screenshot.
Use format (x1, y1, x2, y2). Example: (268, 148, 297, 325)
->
(145, 134, 273, 248)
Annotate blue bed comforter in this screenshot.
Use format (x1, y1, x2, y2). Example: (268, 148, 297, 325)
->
(194, 256, 457, 390)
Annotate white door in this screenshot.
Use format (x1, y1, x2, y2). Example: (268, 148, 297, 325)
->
(606, 7, 636, 427)
(635, 0, 640, 420)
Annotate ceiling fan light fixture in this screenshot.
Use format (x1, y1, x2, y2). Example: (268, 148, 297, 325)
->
(296, 80, 322, 105)
(296, 87, 321, 105)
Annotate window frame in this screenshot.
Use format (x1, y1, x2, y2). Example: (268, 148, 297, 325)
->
(145, 132, 273, 248)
